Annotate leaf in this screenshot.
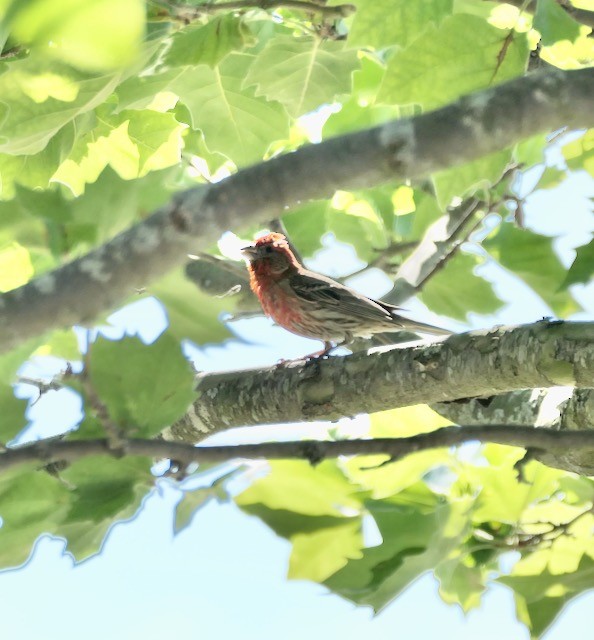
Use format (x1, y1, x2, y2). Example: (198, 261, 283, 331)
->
(0, 0, 145, 71)
(88, 333, 195, 438)
(32, 328, 80, 361)
(169, 54, 290, 166)
(115, 67, 185, 113)
(0, 242, 34, 291)
(235, 460, 363, 517)
(348, 0, 453, 49)
(150, 267, 232, 345)
(533, 0, 582, 47)
(483, 224, 580, 317)
(282, 200, 330, 257)
(379, 14, 529, 108)
(0, 339, 43, 441)
(174, 467, 237, 534)
(289, 518, 363, 582)
(432, 148, 512, 208)
(0, 464, 70, 568)
(0, 57, 122, 155)
(436, 553, 491, 612)
(0, 123, 75, 199)
(500, 555, 594, 639)
(52, 107, 186, 191)
(327, 192, 387, 262)
(57, 455, 154, 560)
(324, 492, 472, 610)
(464, 457, 563, 524)
(243, 36, 359, 117)
(562, 238, 594, 288)
(562, 128, 594, 178)
(420, 252, 503, 320)
(164, 14, 253, 68)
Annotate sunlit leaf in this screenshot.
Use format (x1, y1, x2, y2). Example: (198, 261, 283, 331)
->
(379, 15, 529, 108)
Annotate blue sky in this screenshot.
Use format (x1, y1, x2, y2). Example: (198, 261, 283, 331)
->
(1, 142, 593, 638)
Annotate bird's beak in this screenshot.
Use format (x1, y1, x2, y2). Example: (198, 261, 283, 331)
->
(240, 245, 258, 259)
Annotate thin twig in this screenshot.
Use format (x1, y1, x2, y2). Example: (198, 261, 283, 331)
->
(3, 424, 594, 474)
(80, 340, 127, 453)
(169, 0, 356, 21)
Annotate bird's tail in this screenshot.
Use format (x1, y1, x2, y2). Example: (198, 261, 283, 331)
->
(392, 313, 453, 336)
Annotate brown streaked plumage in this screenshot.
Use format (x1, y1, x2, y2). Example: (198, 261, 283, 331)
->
(242, 232, 451, 352)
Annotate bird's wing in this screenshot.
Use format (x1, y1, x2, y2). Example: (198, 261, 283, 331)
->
(288, 271, 395, 324)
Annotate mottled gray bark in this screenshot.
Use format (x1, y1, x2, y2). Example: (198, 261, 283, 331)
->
(164, 320, 594, 441)
(434, 388, 594, 473)
(1, 67, 594, 353)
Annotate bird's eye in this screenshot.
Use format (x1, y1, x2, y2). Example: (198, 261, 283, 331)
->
(264, 245, 273, 254)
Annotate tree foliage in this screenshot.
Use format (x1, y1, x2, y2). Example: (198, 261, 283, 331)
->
(0, 0, 593, 637)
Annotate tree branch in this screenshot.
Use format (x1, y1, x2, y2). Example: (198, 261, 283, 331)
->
(435, 387, 594, 474)
(163, 320, 594, 441)
(170, 0, 357, 20)
(2, 67, 594, 353)
(5, 424, 594, 475)
(384, 197, 485, 305)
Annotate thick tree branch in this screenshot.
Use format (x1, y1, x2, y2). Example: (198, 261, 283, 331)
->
(5, 424, 594, 475)
(164, 320, 594, 441)
(435, 388, 594, 474)
(2, 67, 594, 353)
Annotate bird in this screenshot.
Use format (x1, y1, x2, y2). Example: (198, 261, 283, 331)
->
(241, 232, 451, 354)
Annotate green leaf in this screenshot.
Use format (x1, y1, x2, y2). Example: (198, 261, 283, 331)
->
(88, 333, 195, 438)
(0, 123, 75, 199)
(170, 54, 290, 166)
(324, 492, 472, 610)
(433, 148, 512, 208)
(562, 128, 594, 178)
(19, 168, 178, 255)
(0, 339, 44, 441)
(174, 467, 237, 534)
(151, 267, 232, 345)
(0, 465, 70, 568)
(514, 134, 547, 169)
(0, 0, 145, 71)
(282, 200, 329, 257)
(235, 460, 363, 517)
(464, 457, 563, 524)
(327, 192, 387, 262)
(243, 36, 359, 117)
(436, 552, 492, 612)
(536, 166, 566, 191)
(174, 486, 217, 534)
(562, 238, 594, 288)
(483, 224, 580, 316)
(0, 242, 34, 291)
(0, 388, 28, 442)
(115, 67, 185, 112)
(348, 0, 453, 49)
(289, 518, 363, 582)
(57, 455, 153, 560)
(164, 14, 253, 68)
(500, 555, 594, 639)
(379, 15, 529, 108)
(420, 252, 503, 320)
(533, 0, 582, 47)
(0, 57, 122, 155)
(52, 107, 186, 192)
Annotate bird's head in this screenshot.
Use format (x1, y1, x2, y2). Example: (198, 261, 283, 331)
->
(241, 232, 299, 276)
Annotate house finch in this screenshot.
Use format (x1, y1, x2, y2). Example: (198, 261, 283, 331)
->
(242, 232, 451, 353)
